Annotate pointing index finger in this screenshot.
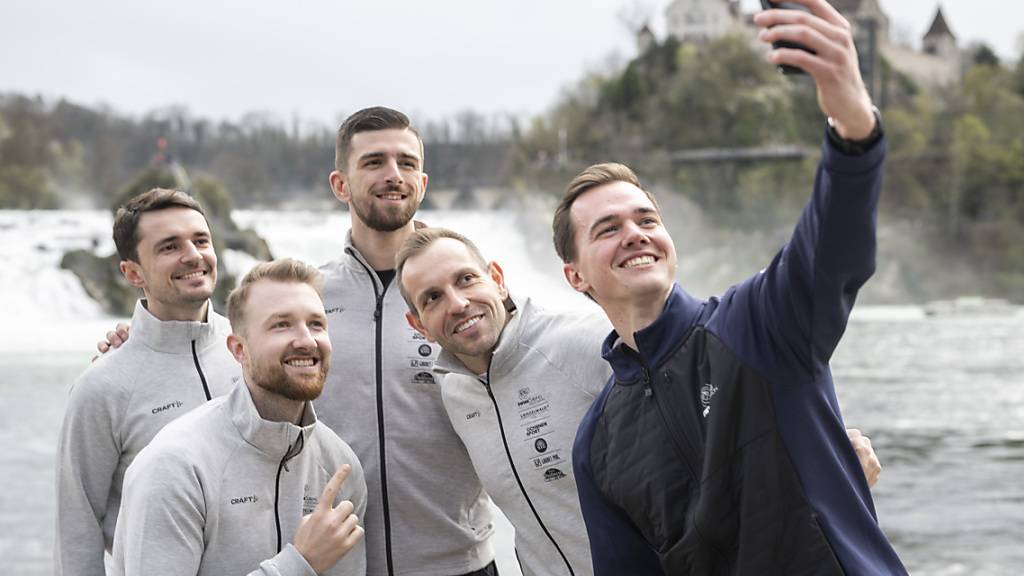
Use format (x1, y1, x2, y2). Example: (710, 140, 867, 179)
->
(318, 464, 351, 513)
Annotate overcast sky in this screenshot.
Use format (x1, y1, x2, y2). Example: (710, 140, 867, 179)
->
(2, 0, 1021, 127)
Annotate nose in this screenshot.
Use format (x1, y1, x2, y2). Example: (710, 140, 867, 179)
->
(445, 287, 470, 315)
(180, 241, 202, 264)
(621, 221, 650, 247)
(292, 323, 317, 350)
(384, 158, 404, 186)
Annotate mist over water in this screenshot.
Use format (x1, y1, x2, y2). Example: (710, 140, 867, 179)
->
(2, 209, 1022, 575)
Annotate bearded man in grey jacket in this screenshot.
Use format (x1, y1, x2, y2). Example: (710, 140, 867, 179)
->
(394, 227, 884, 576)
(56, 188, 240, 575)
(113, 259, 367, 576)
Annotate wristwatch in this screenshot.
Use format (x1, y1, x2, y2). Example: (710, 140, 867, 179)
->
(827, 106, 883, 155)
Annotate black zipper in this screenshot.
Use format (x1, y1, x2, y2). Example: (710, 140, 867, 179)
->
(274, 431, 306, 552)
(191, 340, 212, 400)
(480, 374, 575, 576)
(348, 249, 395, 575)
(643, 366, 698, 482)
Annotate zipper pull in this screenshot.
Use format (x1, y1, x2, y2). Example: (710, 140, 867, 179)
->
(642, 367, 652, 397)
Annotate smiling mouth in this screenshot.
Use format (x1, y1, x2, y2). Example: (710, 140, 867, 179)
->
(175, 270, 208, 281)
(453, 315, 483, 334)
(284, 357, 318, 367)
(376, 192, 406, 201)
(620, 255, 657, 269)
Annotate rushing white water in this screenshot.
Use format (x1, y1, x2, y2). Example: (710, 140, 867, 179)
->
(2, 208, 1022, 575)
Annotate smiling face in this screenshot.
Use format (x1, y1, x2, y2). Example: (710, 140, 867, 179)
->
(120, 207, 217, 321)
(401, 238, 509, 374)
(563, 180, 677, 311)
(330, 128, 428, 233)
(229, 280, 332, 402)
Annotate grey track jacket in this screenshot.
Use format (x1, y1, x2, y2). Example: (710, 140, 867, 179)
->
(55, 300, 239, 575)
(317, 231, 493, 576)
(432, 296, 611, 576)
(111, 381, 368, 576)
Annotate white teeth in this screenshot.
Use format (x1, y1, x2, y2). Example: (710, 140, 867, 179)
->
(454, 316, 481, 333)
(379, 194, 402, 200)
(623, 255, 655, 268)
(178, 271, 204, 280)
(286, 358, 315, 367)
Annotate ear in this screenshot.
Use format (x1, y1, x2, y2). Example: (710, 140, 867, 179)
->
(418, 171, 429, 199)
(405, 311, 436, 342)
(120, 260, 147, 289)
(488, 261, 508, 299)
(563, 262, 591, 295)
(226, 333, 246, 363)
(329, 170, 350, 204)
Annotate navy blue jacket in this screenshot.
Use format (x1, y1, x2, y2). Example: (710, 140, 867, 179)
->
(573, 136, 907, 575)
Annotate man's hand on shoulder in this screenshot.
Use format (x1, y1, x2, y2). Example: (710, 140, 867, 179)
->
(293, 464, 364, 573)
(754, 0, 875, 140)
(95, 323, 130, 357)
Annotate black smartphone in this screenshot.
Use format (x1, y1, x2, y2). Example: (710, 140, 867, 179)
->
(759, 0, 815, 75)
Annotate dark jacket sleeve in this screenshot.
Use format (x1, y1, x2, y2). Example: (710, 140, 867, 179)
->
(716, 134, 886, 380)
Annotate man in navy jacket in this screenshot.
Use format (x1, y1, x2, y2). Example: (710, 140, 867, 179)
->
(552, 0, 907, 573)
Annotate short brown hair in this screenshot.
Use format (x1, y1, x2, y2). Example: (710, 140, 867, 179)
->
(334, 106, 424, 172)
(552, 163, 658, 263)
(395, 227, 488, 316)
(226, 259, 324, 334)
(112, 188, 208, 262)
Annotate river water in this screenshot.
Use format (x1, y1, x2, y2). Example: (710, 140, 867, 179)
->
(1, 209, 1021, 575)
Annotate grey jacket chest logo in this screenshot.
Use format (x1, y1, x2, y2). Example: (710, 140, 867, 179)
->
(151, 400, 184, 415)
(324, 305, 345, 316)
(230, 495, 259, 505)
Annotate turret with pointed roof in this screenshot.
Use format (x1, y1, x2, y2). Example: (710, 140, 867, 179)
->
(923, 6, 957, 58)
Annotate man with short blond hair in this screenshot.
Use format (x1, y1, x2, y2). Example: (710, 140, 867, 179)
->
(113, 258, 367, 576)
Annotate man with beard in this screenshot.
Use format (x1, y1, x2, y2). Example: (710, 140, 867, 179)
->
(395, 228, 883, 576)
(112, 259, 367, 576)
(318, 107, 496, 575)
(559, 1, 906, 573)
(56, 188, 240, 575)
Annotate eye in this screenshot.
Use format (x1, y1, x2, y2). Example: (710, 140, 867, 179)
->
(640, 216, 659, 226)
(401, 160, 417, 169)
(597, 225, 618, 237)
(195, 237, 211, 247)
(460, 273, 476, 284)
(159, 243, 176, 253)
(309, 320, 326, 330)
(272, 320, 289, 329)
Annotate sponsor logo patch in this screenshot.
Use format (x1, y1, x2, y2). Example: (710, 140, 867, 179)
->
(534, 438, 548, 453)
(418, 344, 432, 357)
(230, 495, 259, 505)
(151, 400, 184, 415)
(543, 468, 566, 482)
(412, 371, 435, 384)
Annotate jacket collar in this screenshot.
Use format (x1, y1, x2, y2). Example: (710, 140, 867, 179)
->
(228, 380, 318, 459)
(601, 284, 704, 383)
(131, 299, 225, 354)
(431, 293, 524, 381)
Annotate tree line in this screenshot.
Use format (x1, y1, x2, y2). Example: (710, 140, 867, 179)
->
(2, 34, 1022, 295)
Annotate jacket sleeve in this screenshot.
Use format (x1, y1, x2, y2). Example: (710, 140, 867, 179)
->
(55, 371, 124, 576)
(722, 134, 886, 379)
(113, 449, 205, 576)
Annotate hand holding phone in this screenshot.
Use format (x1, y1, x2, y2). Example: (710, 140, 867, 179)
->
(759, 0, 816, 75)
